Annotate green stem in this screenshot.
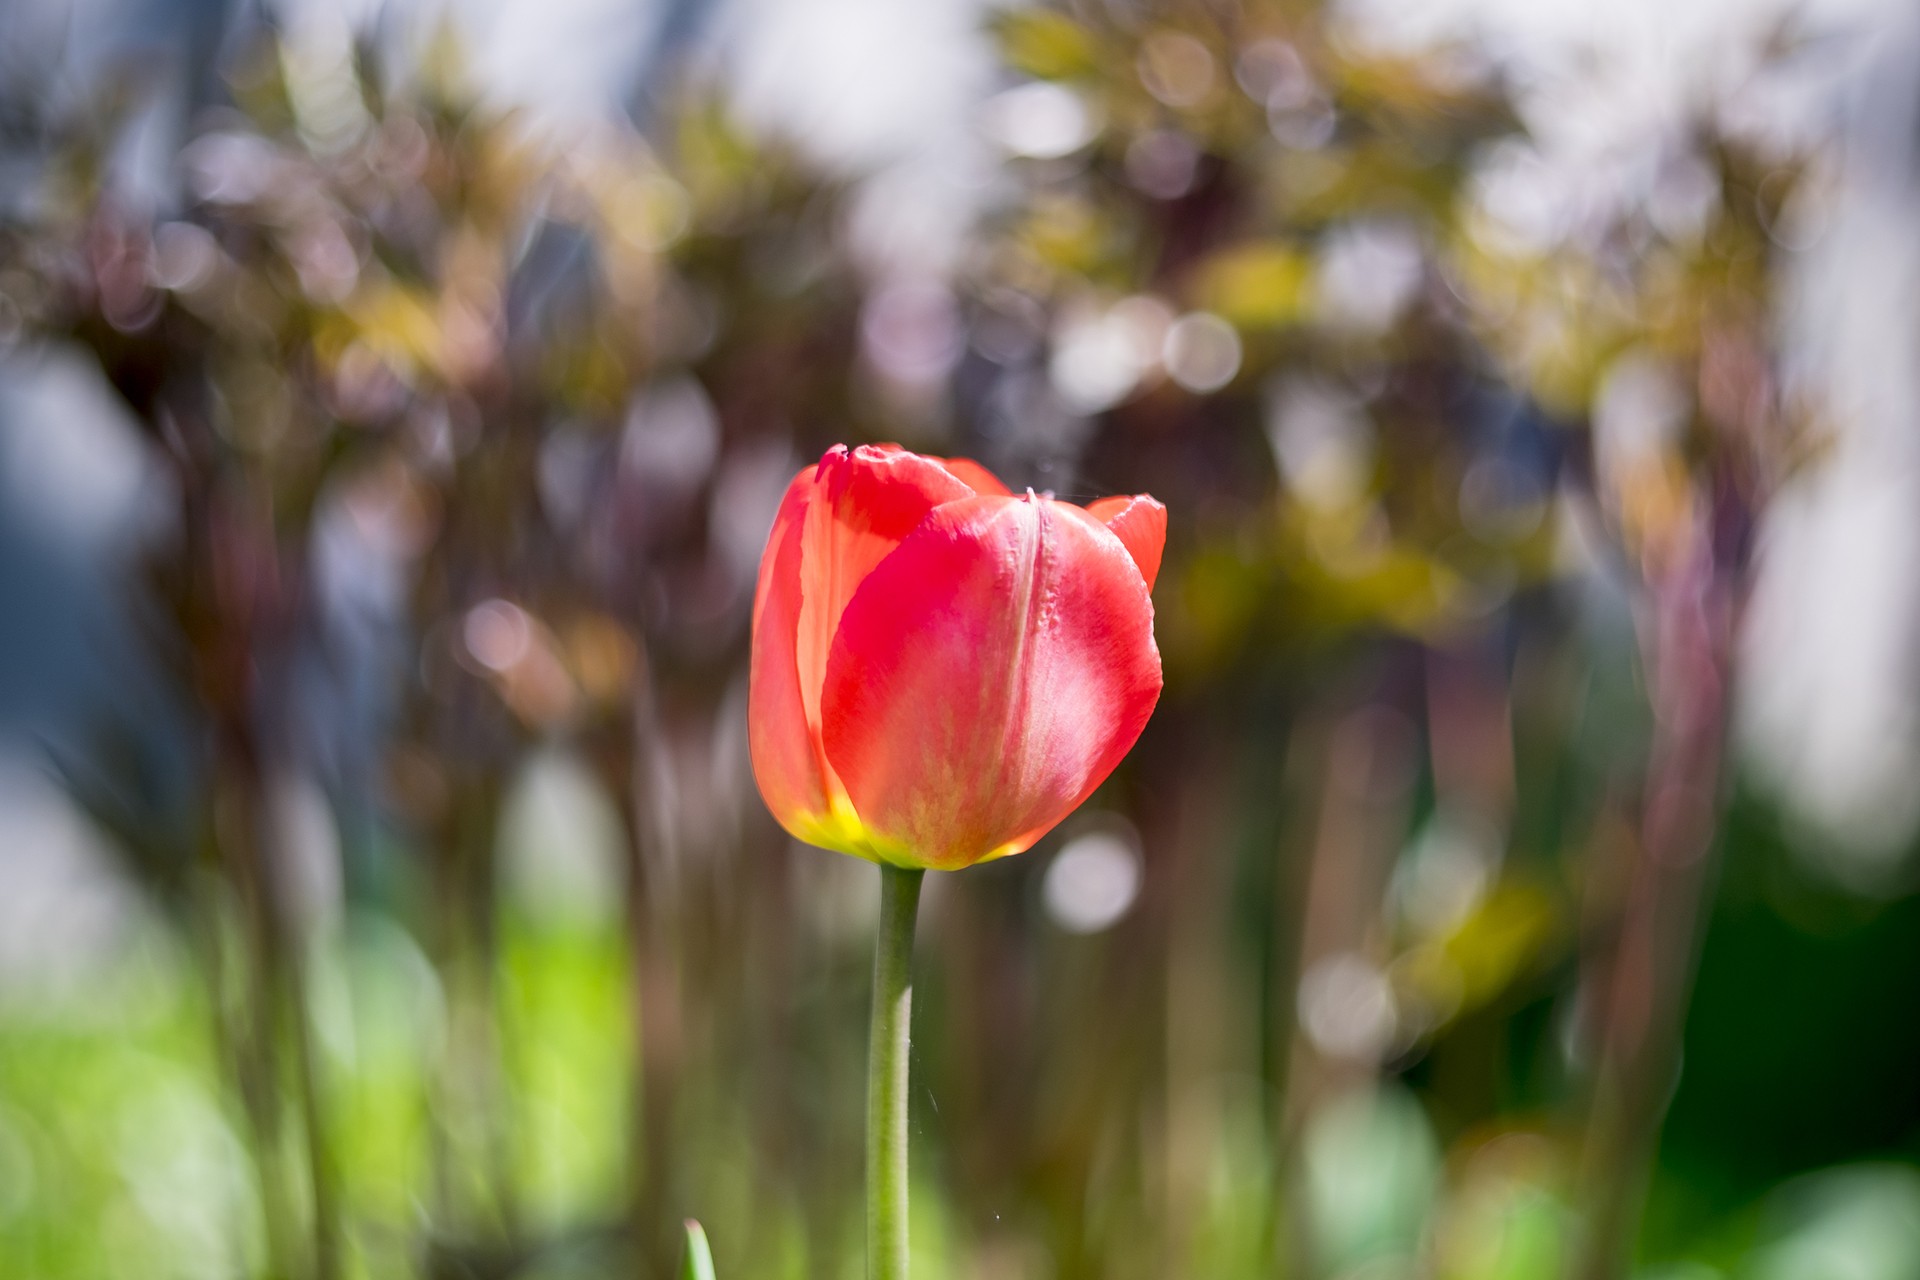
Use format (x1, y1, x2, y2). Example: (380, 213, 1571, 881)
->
(867, 863, 924, 1280)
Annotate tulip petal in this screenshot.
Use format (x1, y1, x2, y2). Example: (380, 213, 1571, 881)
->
(937, 456, 1012, 496)
(748, 468, 829, 831)
(822, 495, 1162, 869)
(794, 447, 977, 746)
(1085, 494, 1167, 591)
(750, 445, 978, 845)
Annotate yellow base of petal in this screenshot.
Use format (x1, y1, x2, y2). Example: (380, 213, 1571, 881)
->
(785, 798, 1031, 872)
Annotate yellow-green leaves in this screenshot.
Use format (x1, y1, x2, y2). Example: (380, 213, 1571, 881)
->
(993, 10, 1101, 82)
(1192, 241, 1313, 330)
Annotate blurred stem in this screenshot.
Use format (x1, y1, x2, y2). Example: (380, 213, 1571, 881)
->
(867, 864, 923, 1280)
(287, 941, 340, 1280)
(1573, 542, 1737, 1280)
(619, 700, 684, 1277)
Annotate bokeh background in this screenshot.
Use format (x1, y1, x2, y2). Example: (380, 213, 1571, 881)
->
(4, 0, 1920, 1277)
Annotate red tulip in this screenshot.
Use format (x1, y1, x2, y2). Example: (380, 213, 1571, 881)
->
(750, 444, 1165, 871)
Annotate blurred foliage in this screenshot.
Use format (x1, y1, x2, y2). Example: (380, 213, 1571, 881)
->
(0, 2, 1911, 1280)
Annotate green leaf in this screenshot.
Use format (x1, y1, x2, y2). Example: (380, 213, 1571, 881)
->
(681, 1219, 717, 1280)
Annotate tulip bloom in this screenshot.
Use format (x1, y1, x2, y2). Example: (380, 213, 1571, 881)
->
(749, 443, 1164, 871)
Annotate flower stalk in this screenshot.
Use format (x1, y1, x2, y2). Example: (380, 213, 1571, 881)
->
(866, 863, 924, 1280)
